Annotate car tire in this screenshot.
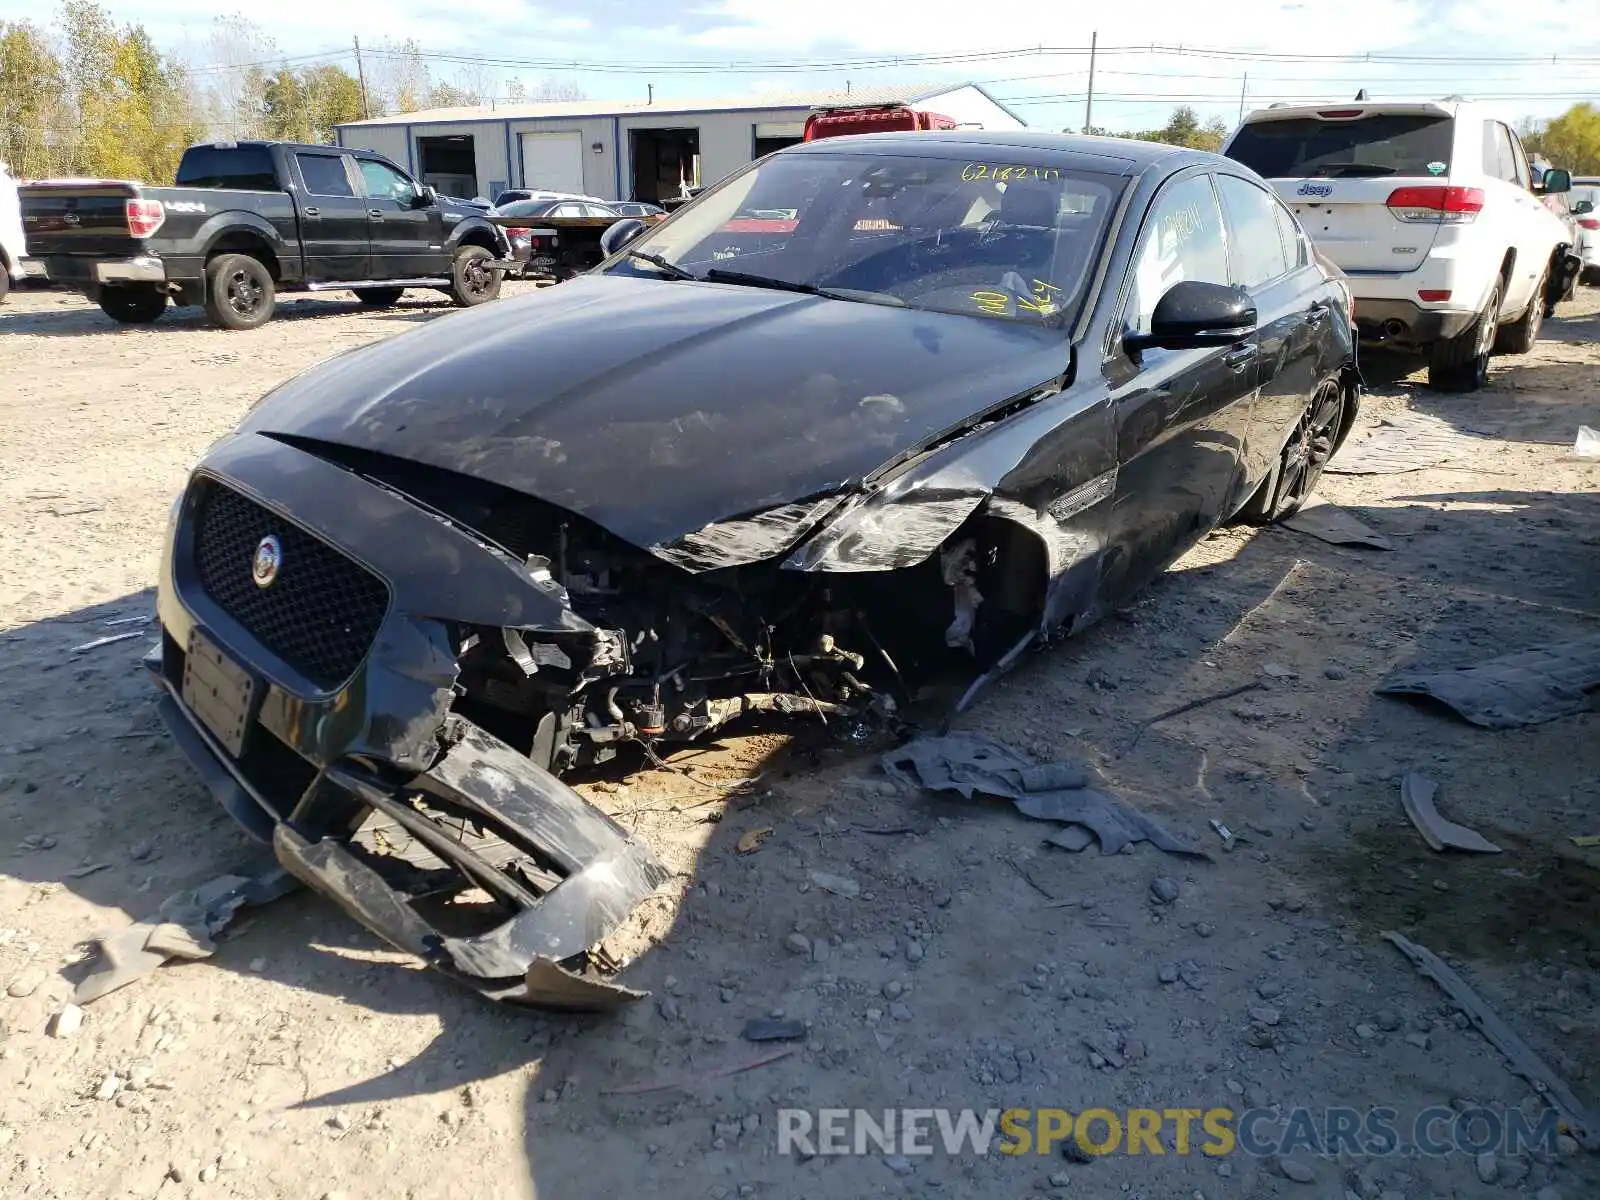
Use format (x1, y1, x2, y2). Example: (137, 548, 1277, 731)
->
(1494, 268, 1546, 355)
(447, 245, 501, 307)
(353, 287, 405, 307)
(1240, 378, 1347, 524)
(1582, 266, 1600, 287)
(97, 284, 167, 325)
(0, 266, 10, 305)
(204, 253, 275, 330)
(1427, 279, 1500, 393)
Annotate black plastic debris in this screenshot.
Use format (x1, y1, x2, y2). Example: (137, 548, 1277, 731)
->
(75, 865, 301, 1005)
(1377, 633, 1600, 729)
(742, 1017, 809, 1043)
(1280, 502, 1395, 551)
(881, 733, 1207, 858)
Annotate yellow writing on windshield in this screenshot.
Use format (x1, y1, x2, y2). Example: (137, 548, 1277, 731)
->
(971, 279, 1062, 317)
(962, 163, 1063, 183)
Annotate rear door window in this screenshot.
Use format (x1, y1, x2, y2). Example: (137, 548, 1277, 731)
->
(1217, 174, 1290, 288)
(296, 153, 355, 197)
(1272, 198, 1308, 269)
(1482, 123, 1518, 184)
(1226, 114, 1454, 179)
(175, 145, 279, 190)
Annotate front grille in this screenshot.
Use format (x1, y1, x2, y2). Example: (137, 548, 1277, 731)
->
(190, 481, 390, 689)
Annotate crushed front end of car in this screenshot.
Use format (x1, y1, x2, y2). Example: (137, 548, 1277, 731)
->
(146, 430, 997, 1010)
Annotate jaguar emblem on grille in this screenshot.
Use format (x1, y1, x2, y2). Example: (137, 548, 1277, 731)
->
(252, 534, 282, 588)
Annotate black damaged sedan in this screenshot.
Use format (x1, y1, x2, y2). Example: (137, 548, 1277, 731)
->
(150, 132, 1359, 1007)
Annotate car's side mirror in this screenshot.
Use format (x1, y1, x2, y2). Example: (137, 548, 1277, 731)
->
(600, 218, 648, 258)
(1124, 281, 1257, 353)
(1537, 168, 1571, 195)
(412, 185, 438, 209)
(1574, 199, 1595, 215)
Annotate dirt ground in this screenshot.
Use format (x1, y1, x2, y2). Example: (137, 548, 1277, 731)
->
(1, 281, 1597, 1200)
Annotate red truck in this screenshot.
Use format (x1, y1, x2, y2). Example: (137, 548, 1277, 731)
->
(802, 104, 960, 141)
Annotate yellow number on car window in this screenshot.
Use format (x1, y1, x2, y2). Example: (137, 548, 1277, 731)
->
(971, 290, 1012, 314)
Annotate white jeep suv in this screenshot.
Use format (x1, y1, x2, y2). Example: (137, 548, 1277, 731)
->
(1222, 100, 1575, 391)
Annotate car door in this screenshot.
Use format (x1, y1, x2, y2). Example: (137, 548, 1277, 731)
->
(291, 150, 370, 280)
(1215, 172, 1325, 489)
(1482, 121, 1545, 314)
(1097, 170, 1257, 609)
(358, 157, 442, 278)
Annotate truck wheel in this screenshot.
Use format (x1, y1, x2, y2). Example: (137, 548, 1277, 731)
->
(98, 284, 167, 325)
(1427, 280, 1500, 393)
(447, 245, 501, 307)
(204, 253, 275, 330)
(1494, 268, 1545, 355)
(353, 287, 405, 307)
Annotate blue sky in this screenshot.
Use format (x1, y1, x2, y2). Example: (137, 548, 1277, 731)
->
(30, 0, 1600, 132)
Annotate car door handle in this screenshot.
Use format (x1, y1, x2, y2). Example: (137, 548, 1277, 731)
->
(302, 206, 320, 218)
(1223, 343, 1258, 372)
(369, 209, 384, 219)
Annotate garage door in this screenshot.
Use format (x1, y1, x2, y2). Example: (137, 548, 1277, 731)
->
(519, 131, 586, 194)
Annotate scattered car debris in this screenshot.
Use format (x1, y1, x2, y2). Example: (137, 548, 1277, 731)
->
(1328, 412, 1486, 475)
(1575, 425, 1600, 458)
(1046, 824, 1096, 853)
(808, 871, 861, 898)
(741, 1017, 808, 1043)
(1377, 633, 1600, 728)
(1384, 931, 1597, 1151)
(1281, 502, 1396, 551)
(65, 862, 112, 879)
(1128, 682, 1263, 748)
(74, 866, 301, 1005)
(103, 615, 152, 627)
(70, 631, 143, 655)
(1572, 835, 1600, 848)
(1262, 662, 1297, 679)
(1209, 819, 1236, 848)
(601, 1045, 797, 1096)
(882, 733, 1207, 858)
(1400, 774, 1501, 854)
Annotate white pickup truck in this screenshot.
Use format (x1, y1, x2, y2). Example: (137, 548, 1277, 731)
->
(1222, 99, 1577, 391)
(1, 161, 30, 303)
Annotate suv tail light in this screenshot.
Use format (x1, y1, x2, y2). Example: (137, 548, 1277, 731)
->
(1579, 216, 1600, 230)
(1386, 186, 1484, 224)
(125, 198, 165, 238)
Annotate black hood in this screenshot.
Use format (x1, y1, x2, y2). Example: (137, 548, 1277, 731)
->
(237, 275, 1068, 554)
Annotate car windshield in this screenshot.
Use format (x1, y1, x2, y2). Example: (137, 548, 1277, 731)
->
(1226, 114, 1454, 179)
(497, 199, 558, 217)
(604, 150, 1123, 326)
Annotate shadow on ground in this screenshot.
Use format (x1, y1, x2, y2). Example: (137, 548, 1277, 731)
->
(0, 294, 459, 337)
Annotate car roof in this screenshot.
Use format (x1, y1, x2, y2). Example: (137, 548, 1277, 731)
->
(781, 130, 1210, 176)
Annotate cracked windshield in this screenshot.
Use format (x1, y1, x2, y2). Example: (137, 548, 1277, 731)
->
(607, 152, 1120, 324)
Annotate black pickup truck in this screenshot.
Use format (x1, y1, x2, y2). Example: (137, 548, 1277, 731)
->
(21, 140, 514, 329)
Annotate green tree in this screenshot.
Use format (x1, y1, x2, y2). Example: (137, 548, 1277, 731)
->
(1523, 103, 1600, 174)
(0, 20, 66, 177)
(265, 62, 363, 142)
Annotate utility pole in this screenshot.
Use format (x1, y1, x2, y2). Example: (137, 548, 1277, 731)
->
(1083, 31, 1098, 134)
(353, 37, 370, 120)
(1238, 72, 1248, 122)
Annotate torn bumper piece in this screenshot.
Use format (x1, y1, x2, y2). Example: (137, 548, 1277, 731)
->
(273, 726, 670, 1011)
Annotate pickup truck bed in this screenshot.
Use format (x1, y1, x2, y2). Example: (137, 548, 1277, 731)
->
(22, 140, 514, 329)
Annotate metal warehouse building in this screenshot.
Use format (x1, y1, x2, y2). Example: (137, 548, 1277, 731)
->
(332, 83, 1026, 206)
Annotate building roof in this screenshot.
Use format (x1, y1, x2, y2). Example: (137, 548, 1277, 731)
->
(336, 82, 1016, 129)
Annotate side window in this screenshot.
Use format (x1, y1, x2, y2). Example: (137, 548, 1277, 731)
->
(1125, 173, 1230, 336)
(552, 203, 586, 217)
(1216, 174, 1290, 289)
(358, 159, 416, 203)
(297, 153, 354, 198)
(1272, 198, 1308, 269)
(1482, 123, 1517, 184)
(1504, 126, 1531, 188)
